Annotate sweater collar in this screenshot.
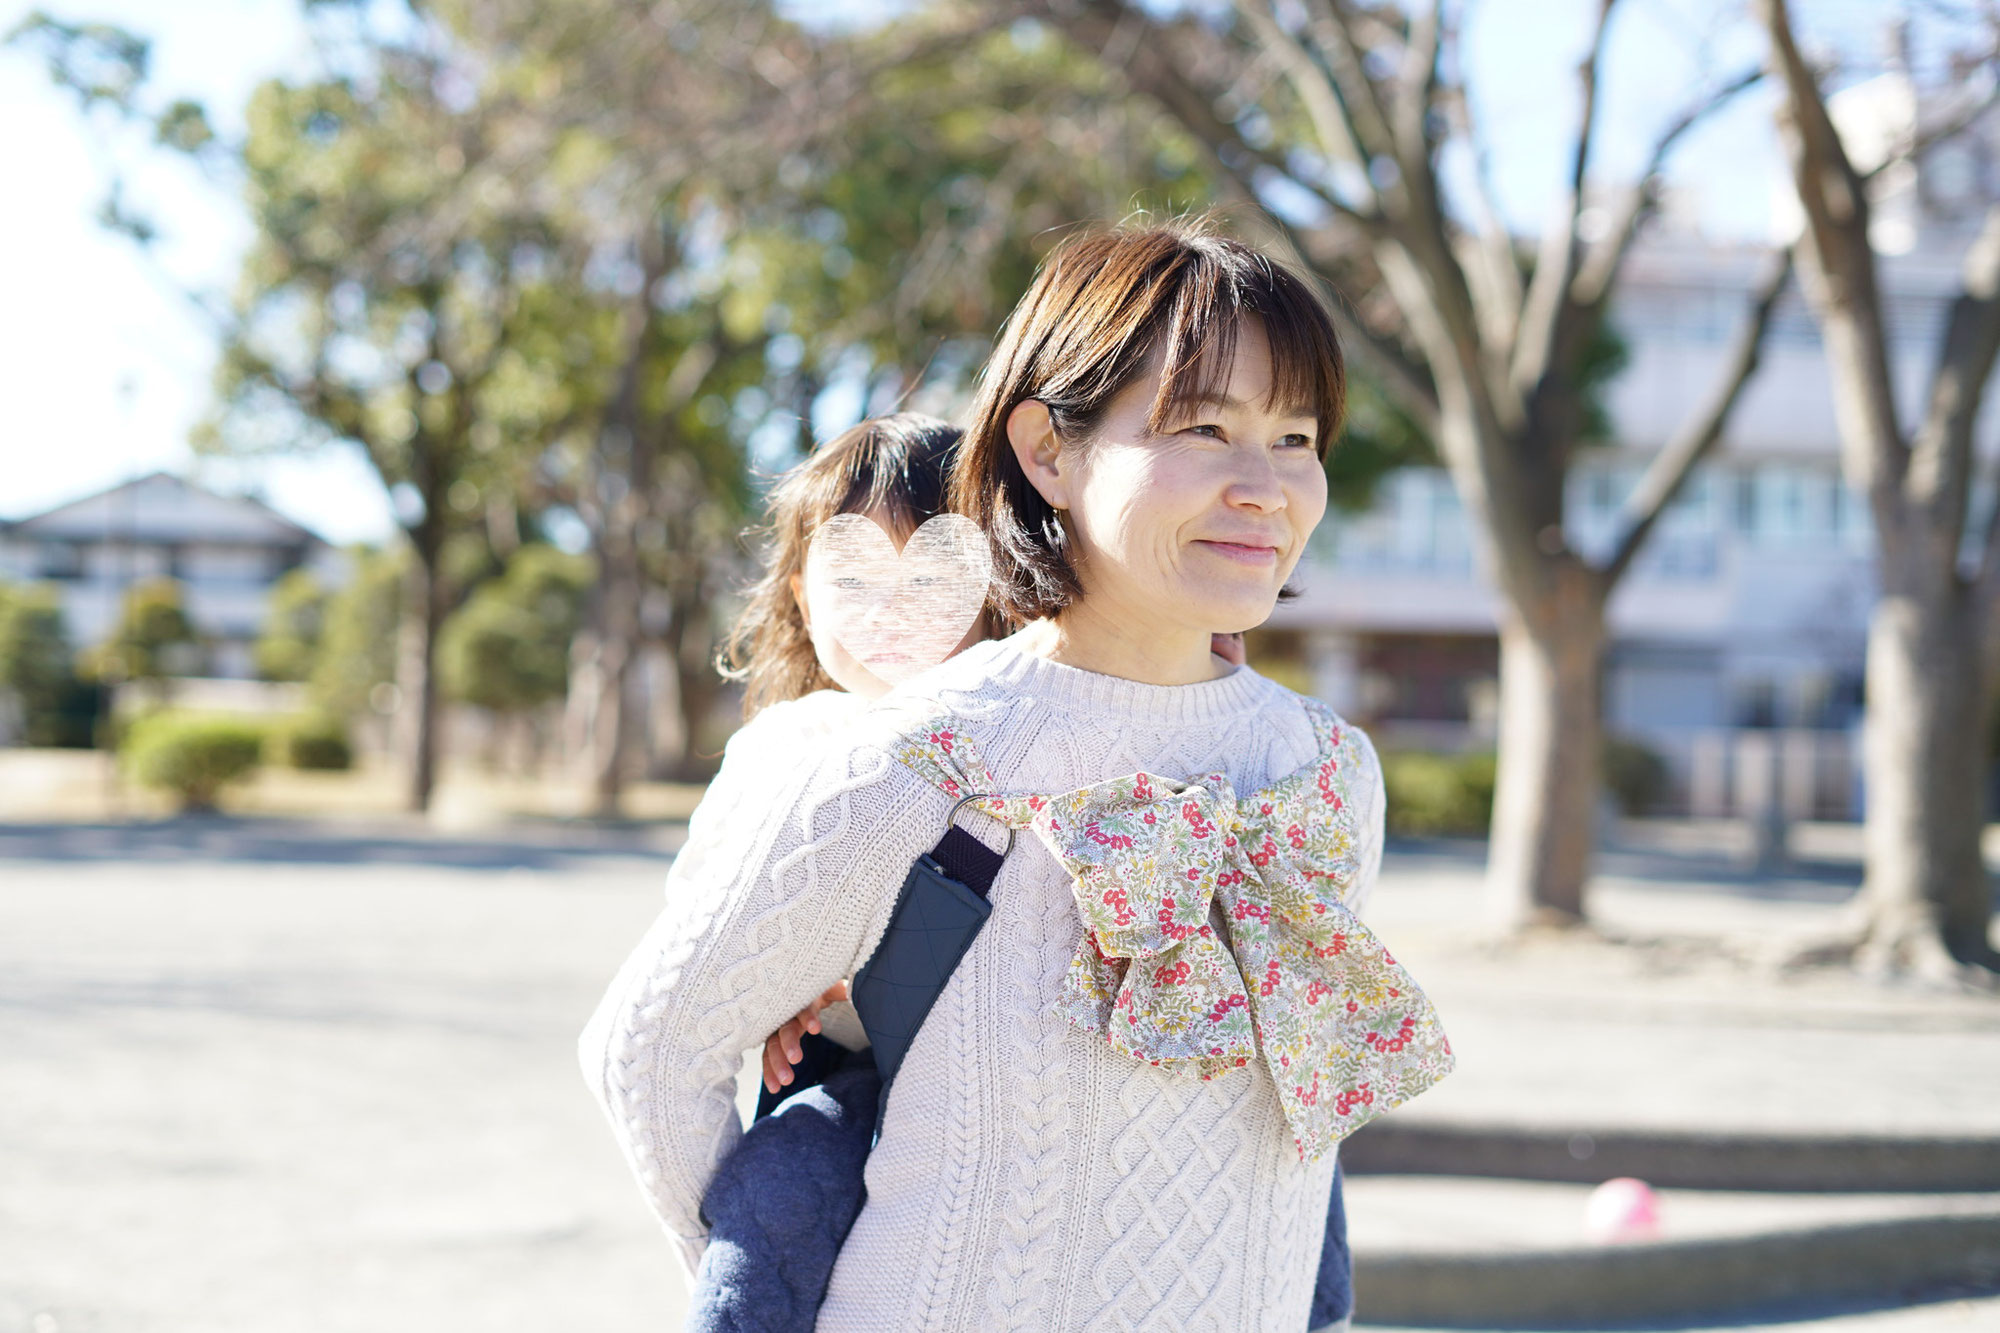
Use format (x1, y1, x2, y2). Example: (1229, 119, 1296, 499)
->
(970, 631, 1272, 727)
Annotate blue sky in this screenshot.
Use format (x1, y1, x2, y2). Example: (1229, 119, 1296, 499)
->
(0, 1, 1838, 545)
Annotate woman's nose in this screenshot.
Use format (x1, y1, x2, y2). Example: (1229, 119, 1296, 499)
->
(1225, 449, 1287, 511)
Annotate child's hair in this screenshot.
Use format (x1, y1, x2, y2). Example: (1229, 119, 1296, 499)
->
(720, 412, 965, 718)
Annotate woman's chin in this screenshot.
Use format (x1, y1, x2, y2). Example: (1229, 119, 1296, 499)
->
(1174, 587, 1279, 637)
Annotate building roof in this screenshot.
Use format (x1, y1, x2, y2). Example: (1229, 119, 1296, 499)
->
(2, 472, 327, 547)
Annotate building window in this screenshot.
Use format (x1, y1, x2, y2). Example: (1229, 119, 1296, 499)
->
(39, 542, 81, 580)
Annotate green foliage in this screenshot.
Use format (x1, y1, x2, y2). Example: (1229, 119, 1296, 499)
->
(1381, 750, 1497, 839)
(267, 712, 353, 771)
(5, 13, 149, 111)
(1577, 322, 1634, 446)
(1330, 373, 1436, 512)
(122, 712, 265, 811)
(255, 568, 328, 682)
(0, 582, 81, 744)
(1602, 735, 1670, 816)
(83, 578, 200, 685)
(439, 544, 592, 714)
(308, 547, 403, 720)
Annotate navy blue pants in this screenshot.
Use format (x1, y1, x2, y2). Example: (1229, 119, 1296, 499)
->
(689, 1035, 1354, 1332)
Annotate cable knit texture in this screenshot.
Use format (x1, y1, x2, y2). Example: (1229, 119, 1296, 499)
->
(580, 635, 1388, 1332)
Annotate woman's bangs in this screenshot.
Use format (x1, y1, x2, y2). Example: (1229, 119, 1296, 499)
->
(1146, 274, 1343, 454)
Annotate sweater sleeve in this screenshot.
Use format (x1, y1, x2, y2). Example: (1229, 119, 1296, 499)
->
(1343, 728, 1388, 921)
(576, 732, 942, 1269)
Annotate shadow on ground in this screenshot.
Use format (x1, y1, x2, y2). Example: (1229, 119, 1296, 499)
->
(1385, 836, 1868, 903)
(0, 817, 679, 870)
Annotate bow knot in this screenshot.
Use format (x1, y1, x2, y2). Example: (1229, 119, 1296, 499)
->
(892, 702, 1453, 1161)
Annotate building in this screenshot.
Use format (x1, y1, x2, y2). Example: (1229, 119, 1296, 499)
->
(1269, 72, 1999, 819)
(0, 472, 337, 680)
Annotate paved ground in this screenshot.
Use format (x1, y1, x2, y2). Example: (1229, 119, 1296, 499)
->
(2, 817, 1996, 1332)
(0, 822, 689, 1333)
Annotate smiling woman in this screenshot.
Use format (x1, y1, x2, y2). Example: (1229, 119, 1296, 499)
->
(582, 219, 1450, 1333)
(952, 220, 1344, 653)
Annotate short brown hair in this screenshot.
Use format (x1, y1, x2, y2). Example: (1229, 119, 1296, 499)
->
(720, 413, 962, 717)
(952, 218, 1345, 624)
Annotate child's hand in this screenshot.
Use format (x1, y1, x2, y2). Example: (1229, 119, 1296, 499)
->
(1211, 632, 1246, 666)
(762, 980, 851, 1094)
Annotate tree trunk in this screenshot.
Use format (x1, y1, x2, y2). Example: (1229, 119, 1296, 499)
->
(1857, 580, 1998, 974)
(659, 587, 720, 782)
(588, 539, 643, 818)
(1485, 563, 1608, 928)
(395, 550, 446, 813)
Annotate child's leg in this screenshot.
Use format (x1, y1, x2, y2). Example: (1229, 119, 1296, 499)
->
(1308, 1157, 1352, 1333)
(688, 1050, 880, 1333)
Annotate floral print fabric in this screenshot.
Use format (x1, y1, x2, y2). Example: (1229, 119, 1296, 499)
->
(891, 700, 1454, 1162)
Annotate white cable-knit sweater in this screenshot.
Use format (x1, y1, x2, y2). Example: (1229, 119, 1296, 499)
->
(579, 634, 1385, 1333)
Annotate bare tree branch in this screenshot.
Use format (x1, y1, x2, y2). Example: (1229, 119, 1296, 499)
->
(1447, 68, 1527, 349)
(1391, 0, 1444, 165)
(1297, 0, 1401, 168)
(1912, 204, 2000, 562)
(1571, 66, 1764, 311)
(1601, 246, 1794, 586)
(1510, 0, 1618, 393)
(1862, 72, 2000, 184)
(1234, 0, 1378, 216)
(1759, 0, 1909, 511)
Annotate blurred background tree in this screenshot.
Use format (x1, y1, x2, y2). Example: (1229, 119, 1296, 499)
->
(439, 543, 591, 770)
(81, 578, 201, 702)
(20, 0, 1992, 967)
(306, 548, 404, 727)
(0, 584, 85, 747)
(254, 568, 327, 685)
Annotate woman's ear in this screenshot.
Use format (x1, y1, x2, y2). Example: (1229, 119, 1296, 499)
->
(1005, 399, 1071, 511)
(789, 570, 811, 630)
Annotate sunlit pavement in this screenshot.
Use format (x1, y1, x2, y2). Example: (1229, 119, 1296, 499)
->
(2, 820, 1995, 1332)
(0, 826, 687, 1333)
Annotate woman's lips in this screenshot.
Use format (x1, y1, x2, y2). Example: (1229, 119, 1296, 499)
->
(1196, 539, 1280, 566)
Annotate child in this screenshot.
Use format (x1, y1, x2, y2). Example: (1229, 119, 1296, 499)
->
(681, 414, 1354, 1333)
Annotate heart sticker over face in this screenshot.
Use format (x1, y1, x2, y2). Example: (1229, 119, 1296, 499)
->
(803, 513, 992, 686)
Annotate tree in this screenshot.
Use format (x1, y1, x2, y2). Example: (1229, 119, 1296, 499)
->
(0, 583, 80, 745)
(1026, 0, 1792, 928)
(255, 568, 327, 683)
(309, 548, 403, 724)
(15, 11, 524, 811)
(82, 578, 201, 698)
(1760, 0, 2000, 977)
(439, 543, 591, 763)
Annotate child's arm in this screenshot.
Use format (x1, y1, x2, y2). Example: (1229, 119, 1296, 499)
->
(577, 738, 940, 1273)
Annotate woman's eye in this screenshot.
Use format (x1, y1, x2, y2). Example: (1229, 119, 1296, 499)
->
(834, 577, 866, 591)
(1183, 423, 1226, 440)
(1277, 433, 1315, 451)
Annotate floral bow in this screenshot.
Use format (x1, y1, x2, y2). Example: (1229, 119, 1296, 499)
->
(892, 700, 1453, 1162)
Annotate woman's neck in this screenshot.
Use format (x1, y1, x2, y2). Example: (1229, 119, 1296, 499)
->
(1014, 604, 1229, 686)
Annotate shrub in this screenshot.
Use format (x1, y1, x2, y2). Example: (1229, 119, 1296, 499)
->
(1602, 735, 1670, 816)
(1381, 749, 1496, 838)
(123, 713, 265, 811)
(269, 712, 353, 771)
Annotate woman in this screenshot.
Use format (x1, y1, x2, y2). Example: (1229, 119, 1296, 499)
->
(580, 219, 1451, 1332)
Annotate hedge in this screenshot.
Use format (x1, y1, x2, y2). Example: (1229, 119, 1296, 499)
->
(123, 713, 265, 811)
(268, 712, 353, 771)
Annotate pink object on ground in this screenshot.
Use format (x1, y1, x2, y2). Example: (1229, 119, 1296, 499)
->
(1584, 1177, 1662, 1244)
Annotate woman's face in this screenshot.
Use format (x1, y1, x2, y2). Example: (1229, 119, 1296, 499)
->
(1036, 319, 1328, 639)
